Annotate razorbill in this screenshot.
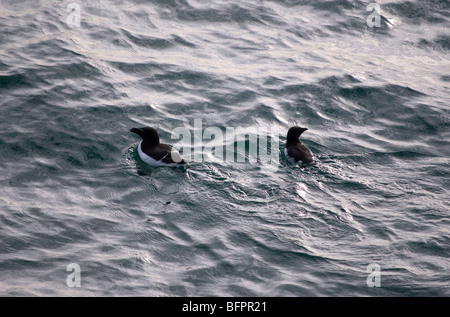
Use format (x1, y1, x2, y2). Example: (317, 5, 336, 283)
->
(284, 126, 314, 165)
(130, 127, 186, 166)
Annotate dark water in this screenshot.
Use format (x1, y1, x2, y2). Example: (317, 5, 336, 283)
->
(0, 0, 449, 296)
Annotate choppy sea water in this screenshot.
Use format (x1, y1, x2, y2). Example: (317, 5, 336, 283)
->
(0, 0, 449, 296)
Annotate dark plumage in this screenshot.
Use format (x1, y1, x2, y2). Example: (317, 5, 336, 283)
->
(130, 127, 186, 166)
(284, 126, 314, 164)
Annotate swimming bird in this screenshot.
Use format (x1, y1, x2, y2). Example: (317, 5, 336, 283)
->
(130, 126, 186, 166)
(284, 126, 314, 165)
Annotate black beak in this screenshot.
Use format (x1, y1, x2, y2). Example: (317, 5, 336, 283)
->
(130, 127, 144, 137)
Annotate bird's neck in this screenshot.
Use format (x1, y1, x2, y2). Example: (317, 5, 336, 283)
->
(286, 139, 301, 145)
(141, 139, 159, 148)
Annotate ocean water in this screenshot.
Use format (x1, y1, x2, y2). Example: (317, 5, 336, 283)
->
(0, 0, 449, 297)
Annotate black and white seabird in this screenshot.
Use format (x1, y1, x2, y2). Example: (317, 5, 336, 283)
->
(284, 126, 314, 165)
(130, 127, 186, 166)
